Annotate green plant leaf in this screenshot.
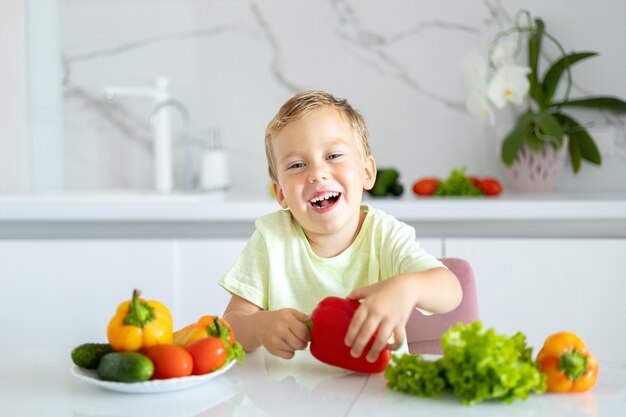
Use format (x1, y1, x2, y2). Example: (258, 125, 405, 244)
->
(501, 111, 534, 165)
(576, 130, 602, 165)
(568, 133, 582, 173)
(553, 96, 626, 112)
(528, 18, 546, 108)
(542, 52, 598, 103)
(556, 112, 602, 169)
(534, 111, 564, 147)
(528, 18, 544, 75)
(526, 126, 544, 152)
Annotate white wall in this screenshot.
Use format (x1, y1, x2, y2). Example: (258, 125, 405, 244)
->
(5, 0, 626, 195)
(0, 0, 30, 193)
(25, 0, 64, 192)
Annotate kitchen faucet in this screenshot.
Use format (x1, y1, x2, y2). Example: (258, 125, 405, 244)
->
(104, 76, 177, 193)
(150, 99, 195, 191)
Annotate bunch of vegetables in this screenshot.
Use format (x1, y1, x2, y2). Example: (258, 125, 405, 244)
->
(71, 289, 244, 382)
(412, 167, 503, 197)
(385, 321, 546, 404)
(385, 322, 599, 405)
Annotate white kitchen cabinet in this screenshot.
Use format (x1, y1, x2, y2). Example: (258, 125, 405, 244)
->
(417, 239, 443, 259)
(0, 239, 250, 346)
(0, 240, 174, 346)
(444, 238, 626, 361)
(173, 239, 248, 326)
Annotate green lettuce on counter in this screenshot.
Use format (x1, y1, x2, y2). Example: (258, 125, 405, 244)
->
(385, 321, 546, 405)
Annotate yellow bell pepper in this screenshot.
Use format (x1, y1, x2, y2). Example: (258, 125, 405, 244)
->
(173, 315, 234, 347)
(107, 289, 173, 352)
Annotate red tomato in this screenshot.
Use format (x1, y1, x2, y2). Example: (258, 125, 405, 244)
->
(412, 177, 441, 196)
(144, 344, 193, 379)
(469, 176, 481, 188)
(477, 177, 503, 196)
(186, 337, 227, 375)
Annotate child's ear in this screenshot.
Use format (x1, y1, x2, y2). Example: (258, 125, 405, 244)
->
(272, 181, 289, 209)
(363, 156, 377, 190)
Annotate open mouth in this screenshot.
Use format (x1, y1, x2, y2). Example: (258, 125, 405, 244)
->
(309, 192, 341, 210)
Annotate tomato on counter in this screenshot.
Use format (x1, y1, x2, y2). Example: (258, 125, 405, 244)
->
(186, 337, 228, 375)
(476, 177, 503, 196)
(144, 344, 193, 379)
(412, 177, 441, 196)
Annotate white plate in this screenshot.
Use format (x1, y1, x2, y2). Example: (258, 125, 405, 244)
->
(71, 360, 236, 394)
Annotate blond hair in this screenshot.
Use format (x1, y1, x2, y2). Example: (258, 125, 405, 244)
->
(264, 90, 371, 182)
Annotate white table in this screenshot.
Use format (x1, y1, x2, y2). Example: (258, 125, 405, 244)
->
(1, 346, 624, 417)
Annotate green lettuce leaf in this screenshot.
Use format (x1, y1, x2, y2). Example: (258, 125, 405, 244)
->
(385, 321, 546, 405)
(433, 167, 482, 197)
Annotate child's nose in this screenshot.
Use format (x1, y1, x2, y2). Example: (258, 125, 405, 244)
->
(307, 163, 329, 183)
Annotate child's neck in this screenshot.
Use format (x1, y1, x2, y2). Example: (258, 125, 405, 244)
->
(305, 210, 366, 258)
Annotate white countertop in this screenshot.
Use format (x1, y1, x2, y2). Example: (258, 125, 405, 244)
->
(0, 191, 625, 221)
(1, 191, 625, 238)
(1, 346, 623, 417)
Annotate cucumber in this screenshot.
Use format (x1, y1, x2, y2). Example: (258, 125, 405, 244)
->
(370, 169, 399, 197)
(71, 343, 114, 370)
(388, 182, 404, 197)
(96, 352, 154, 382)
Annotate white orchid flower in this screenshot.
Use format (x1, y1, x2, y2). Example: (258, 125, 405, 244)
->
(466, 90, 495, 125)
(463, 50, 495, 124)
(489, 40, 518, 68)
(462, 49, 489, 92)
(486, 64, 531, 109)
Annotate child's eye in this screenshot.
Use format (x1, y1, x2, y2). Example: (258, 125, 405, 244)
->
(288, 162, 305, 170)
(327, 153, 342, 160)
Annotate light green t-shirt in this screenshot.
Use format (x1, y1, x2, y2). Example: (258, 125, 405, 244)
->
(219, 205, 443, 315)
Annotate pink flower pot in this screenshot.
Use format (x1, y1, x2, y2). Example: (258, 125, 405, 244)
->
(505, 136, 569, 193)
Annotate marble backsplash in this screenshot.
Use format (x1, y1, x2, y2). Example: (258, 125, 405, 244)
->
(58, 0, 626, 195)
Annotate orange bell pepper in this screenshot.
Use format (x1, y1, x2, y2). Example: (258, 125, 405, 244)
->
(173, 315, 235, 347)
(535, 331, 599, 393)
(107, 289, 173, 352)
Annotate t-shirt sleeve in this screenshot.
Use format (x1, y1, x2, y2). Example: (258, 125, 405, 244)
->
(386, 222, 444, 274)
(218, 227, 269, 310)
(381, 218, 446, 316)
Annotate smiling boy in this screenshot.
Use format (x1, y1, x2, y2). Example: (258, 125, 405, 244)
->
(220, 90, 462, 363)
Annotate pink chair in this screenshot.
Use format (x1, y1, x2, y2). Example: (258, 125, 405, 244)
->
(406, 257, 480, 354)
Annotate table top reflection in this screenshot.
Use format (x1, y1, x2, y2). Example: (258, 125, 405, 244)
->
(0, 345, 624, 417)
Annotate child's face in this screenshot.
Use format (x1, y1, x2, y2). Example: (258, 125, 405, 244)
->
(271, 107, 376, 238)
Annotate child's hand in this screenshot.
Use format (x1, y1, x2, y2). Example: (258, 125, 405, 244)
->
(258, 308, 311, 360)
(344, 276, 415, 362)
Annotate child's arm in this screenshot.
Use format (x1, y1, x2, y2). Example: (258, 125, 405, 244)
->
(344, 267, 462, 363)
(223, 294, 311, 359)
